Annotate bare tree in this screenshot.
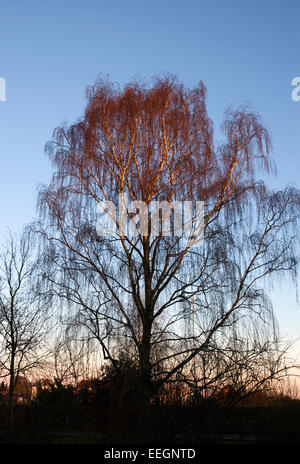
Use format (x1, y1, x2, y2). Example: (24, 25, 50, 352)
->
(0, 230, 51, 419)
(36, 75, 300, 399)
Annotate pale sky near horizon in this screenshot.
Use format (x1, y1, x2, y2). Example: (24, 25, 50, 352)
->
(1, 0, 300, 363)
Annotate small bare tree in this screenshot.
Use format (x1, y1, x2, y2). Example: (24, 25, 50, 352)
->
(0, 230, 51, 420)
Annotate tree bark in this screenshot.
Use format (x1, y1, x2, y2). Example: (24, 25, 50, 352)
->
(8, 352, 15, 426)
(138, 318, 152, 401)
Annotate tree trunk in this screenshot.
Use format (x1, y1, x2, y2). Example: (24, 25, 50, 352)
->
(8, 354, 15, 426)
(138, 320, 152, 402)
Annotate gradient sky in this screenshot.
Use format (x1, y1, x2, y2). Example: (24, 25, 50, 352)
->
(1, 0, 300, 357)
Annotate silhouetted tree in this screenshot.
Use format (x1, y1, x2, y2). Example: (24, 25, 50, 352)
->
(0, 230, 51, 421)
(36, 75, 300, 400)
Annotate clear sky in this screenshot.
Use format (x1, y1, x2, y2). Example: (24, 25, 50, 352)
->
(1, 0, 300, 358)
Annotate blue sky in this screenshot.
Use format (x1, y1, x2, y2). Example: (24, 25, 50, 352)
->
(0, 0, 300, 355)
